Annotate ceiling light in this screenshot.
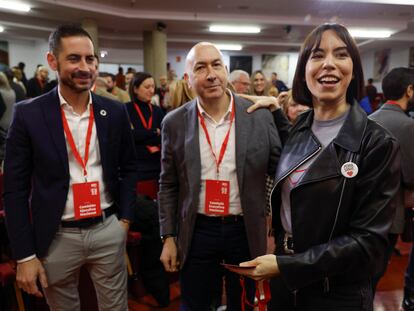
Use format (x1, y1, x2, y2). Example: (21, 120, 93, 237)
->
(348, 28, 395, 38)
(0, 1, 31, 12)
(320, 0, 414, 5)
(215, 44, 243, 51)
(0, 26, 4, 32)
(209, 25, 260, 34)
(100, 50, 108, 58)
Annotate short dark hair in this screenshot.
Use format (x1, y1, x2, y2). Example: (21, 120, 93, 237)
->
(292, 23, 364, 107)
(129, 72, 153, 102)
(368, 78, 374, 84)
(49, 24, 93, 56)
(382, 67, 414, 101)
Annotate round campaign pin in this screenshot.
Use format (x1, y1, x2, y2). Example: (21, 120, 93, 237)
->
(100, 109, 107, 116)
(341, 161, 358, 178)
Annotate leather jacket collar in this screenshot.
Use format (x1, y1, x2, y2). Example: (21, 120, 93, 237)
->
(295, 102, 367, 153)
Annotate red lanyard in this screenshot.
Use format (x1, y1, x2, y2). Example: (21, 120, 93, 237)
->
(134, 102, 153, 129)
(197, 99, 235, 176)
(61, 105, 94, 178)
(240, 277, 271, 311)
(386, 100, 399, 106)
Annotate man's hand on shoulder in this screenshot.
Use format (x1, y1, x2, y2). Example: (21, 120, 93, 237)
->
(240, 93, 285, 113)
(160, 237, 180, 272)
(16, 257, 48, 297)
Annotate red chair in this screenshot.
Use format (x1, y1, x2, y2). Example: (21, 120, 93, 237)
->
(136, 180, 159, 200)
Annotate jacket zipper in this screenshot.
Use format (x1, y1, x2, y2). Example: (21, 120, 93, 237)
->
(270, 145, 322, 304)
(323, 152, 355, 294)
(269, 145, 322, 207)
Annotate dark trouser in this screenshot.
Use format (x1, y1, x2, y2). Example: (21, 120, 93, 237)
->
(180, 215, 255, 311)
(269, 233, 373, 311)
(406, 222, 414, 290)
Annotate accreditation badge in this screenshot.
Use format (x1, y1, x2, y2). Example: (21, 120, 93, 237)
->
(72, 181, 102, 219)
(205, 179, 230, 215)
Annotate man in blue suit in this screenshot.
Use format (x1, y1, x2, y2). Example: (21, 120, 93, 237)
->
(3, 25, 137, 311)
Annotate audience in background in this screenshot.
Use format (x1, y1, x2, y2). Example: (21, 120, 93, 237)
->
(0, 72, 16, 161)
(168, 79, 196, 110)
(125, 71, 135, 91)
(271, 72, 289, 92)
(5, 68, 26, 102)
(229, 69, 251, 94)
(102, 72, 130, 103)
(94, 77, 119, 101)
(17, 61, 28, 88)
(26, 65, 49, 98)
(279, 90, 309, 123)
(365, 78, 378, 107)
(156, 75, 169, 113)
(251, 70, 270, 96)
(116, 66, 126, 90)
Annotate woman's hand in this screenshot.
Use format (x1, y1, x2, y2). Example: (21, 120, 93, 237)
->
(240, 93, 287, 113)
(226, 254, 280, 281)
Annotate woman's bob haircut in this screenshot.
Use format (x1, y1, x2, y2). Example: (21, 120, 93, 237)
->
(292, 23, 364, 107)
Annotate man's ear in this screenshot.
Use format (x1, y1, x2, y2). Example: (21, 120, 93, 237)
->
(183, 73, 192, 89)
(407, 84, 414, 99)
(47, 52, 58, 71)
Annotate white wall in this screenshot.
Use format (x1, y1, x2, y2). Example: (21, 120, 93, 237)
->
(361, 46, 411, 93)
(8, 38, 50, 79)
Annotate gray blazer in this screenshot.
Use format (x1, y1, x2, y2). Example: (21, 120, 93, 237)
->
(158, 94, 282, 267)
(370, 103, 414, 233)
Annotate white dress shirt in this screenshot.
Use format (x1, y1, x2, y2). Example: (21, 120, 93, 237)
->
(197, 91, 242, 215)
(18, 88, 113, 263)
(58, 88, 112, 220)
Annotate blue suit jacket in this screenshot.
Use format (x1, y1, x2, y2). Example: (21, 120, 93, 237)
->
(3, 88, 137, 260)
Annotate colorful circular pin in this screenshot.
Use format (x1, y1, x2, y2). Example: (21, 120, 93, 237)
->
(341, 161, 358, 178)
(100, 109, 107, 116)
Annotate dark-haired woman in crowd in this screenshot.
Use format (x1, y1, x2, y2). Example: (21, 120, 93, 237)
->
(229, 23, 400, 310)
(126, 72, 165, 185)
(126, 72, 169, 306)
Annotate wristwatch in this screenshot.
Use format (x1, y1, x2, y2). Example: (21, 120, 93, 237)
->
(161, 234, 175, 243)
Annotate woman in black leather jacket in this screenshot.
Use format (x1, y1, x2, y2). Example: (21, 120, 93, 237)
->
(229, 23, 401, 310)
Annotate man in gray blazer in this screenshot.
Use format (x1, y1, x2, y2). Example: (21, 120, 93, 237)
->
(369, 68, 414, 307)
(158, 42, 281, 310)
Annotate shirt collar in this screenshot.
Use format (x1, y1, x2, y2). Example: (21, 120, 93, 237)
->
(58, 86, 92, 112)
(196, 89, 233, 122)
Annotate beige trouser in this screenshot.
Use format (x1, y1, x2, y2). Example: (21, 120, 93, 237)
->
(41, 214, 128, 311)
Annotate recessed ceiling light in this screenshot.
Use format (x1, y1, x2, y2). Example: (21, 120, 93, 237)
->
(215, 44, 243, 51)
(0, 25, 4, 32)
(100, 50, 108, 58)
(209, 25, 260, 34)
(0, 1, 31, 12)
(348, 28, 395, 38)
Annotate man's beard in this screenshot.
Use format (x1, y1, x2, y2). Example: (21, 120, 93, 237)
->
(57, 64, 94, 93)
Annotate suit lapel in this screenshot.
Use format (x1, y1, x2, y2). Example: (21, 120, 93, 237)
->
(234, 96, 248, 192)
(184, 101, 201, 201)
(40, 88, 69, 174)
(91, 94, 109, 170)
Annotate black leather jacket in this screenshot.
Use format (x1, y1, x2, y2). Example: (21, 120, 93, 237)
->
(271, 103, 401, 291)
